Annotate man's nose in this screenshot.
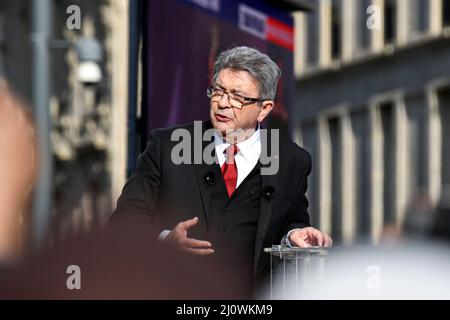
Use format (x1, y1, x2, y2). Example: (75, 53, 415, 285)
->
(218, 93, 231, 109)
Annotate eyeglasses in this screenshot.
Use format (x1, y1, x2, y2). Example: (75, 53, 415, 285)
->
(206, 86, 266, 109)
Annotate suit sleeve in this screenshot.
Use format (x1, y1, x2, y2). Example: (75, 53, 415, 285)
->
(278, 152, 312, 239)
(110, 129, 162, 223)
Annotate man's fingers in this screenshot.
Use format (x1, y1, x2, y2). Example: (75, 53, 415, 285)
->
(312, 230, 324, 246)
(291, 236, 311, 248)
(183, 247, 215, 256)
(179, 217, 199, 230)
(183, 237, 212, 248)
(324, 235, 333, 247)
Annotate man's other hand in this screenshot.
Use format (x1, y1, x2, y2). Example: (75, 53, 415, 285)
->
(289, 227, 333, 248)
(166, 217, 215, 255)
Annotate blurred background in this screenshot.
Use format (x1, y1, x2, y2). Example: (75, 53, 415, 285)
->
(0, 0, 449, 255)
(0, 0, 129, 251)
(292, 0, 450, 246)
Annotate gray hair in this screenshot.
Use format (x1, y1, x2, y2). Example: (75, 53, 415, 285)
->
(212, 46, 281, 101)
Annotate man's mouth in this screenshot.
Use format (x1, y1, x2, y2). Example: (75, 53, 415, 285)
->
(215, 114, 231, 122)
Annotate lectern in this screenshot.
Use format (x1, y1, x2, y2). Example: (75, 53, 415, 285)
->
(264, 245, 328, 299)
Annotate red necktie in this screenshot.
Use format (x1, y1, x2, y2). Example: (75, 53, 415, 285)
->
(221, 144, 239, 197)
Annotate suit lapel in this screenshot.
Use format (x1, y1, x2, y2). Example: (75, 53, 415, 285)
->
(192, 121, 217, 225)
(253, 128, 280, 276)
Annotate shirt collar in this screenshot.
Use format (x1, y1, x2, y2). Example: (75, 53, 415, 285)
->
(213, 125, 261, 161)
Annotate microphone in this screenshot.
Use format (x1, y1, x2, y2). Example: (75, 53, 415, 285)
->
(261, 186, 275, 203)
(202, 171, 215, 188)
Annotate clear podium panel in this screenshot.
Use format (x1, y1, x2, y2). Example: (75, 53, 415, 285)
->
(264, 245, 328, 299)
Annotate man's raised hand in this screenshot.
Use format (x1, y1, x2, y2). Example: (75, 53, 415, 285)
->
(166, 217, 214, 255)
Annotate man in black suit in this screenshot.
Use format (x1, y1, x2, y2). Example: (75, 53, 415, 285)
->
(112, 46, 332, 294)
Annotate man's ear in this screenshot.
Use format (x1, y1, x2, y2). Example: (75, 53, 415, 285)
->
(257, 100, 274, 123)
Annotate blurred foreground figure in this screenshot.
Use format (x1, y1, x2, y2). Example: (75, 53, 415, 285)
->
(0, 82, 36, 263)
(0, 216, 247, 299)
(0, 82, 246, 299)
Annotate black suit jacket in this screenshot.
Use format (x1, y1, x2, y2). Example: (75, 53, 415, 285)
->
(112, 121, 312, 280)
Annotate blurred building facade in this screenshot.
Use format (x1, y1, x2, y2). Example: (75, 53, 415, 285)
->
(0, 0, 129, 242)
(293, 0, 450, 245)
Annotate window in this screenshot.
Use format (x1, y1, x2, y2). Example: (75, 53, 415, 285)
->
(351, 111, 371, 238)
(444, 0, 450, 27)
(380, 102, 396, 226)
(438, 88, 450, 187)
(384, 0, 396, 43)
(409, 0, 429, 36)
(305, 1, 320, 67)
(329, 117, 342, 242)
(306, 10, 319, 66)
(355, 0, 371, 51)
(331, 0, 342, 59)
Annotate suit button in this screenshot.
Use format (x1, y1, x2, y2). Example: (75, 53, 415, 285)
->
(225, 206, 231, 212)
(220, 226, 226, 232)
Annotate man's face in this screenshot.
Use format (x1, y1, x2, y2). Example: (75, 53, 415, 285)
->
(209, 68, 273, 140)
